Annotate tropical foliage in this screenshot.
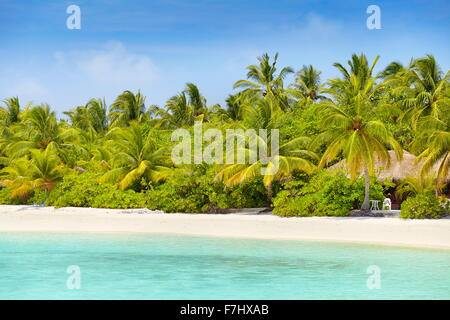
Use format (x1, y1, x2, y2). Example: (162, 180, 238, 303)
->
(0, 52, 449, 218)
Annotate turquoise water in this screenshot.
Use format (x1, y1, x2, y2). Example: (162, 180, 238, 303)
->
(0, 232, 449, 299)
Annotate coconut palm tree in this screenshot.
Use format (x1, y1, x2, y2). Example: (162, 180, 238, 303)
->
(216, 100, 318, 203)
(100, 124, 171, 189)
(411, 115, 449, 187)
(0, 97, 28, 125)
(315, 54, 403, 211)
(0, 143, 65, 199)
(155, 93, 195, 128)
(184, 83, 208, 116)
(86, 98, 108, 133)
(66, 98, 109, 133)
(395, 175, 439, 200)
(109, 90, 147, 126)
(234, 53, 293, 107)
(64, 105, 91, 130)
(381, 55, 450, 125)
(17, 104, 60, 150)
(213, 93, 249, 122)
(155, 84, 214, 128)
(289, 65, 326, 103)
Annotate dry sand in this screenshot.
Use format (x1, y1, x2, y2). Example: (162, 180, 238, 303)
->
(1, 205, 449, 249)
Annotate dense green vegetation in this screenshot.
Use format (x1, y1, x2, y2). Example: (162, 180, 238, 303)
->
(400, 194, 449, 219)
(0, 53, 449, 218)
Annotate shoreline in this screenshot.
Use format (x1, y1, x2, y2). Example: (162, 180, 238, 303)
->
(1, 205, 450, 249)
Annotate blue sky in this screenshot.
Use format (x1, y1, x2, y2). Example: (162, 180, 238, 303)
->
(0, 0, 449, 115)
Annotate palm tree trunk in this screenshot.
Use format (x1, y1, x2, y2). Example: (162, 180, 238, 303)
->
(361, 166, 371, 211)
(267, 183, 273, 207)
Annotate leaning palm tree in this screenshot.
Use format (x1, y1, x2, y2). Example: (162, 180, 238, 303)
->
(100, 124, 171, 189)
(109, 90, 147, 127)
(315, 54, 403, 211)
(216, 100, 318, 202)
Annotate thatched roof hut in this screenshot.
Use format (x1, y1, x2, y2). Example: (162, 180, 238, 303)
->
(328, 150, 449, 182)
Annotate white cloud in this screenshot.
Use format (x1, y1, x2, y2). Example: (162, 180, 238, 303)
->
(54, 41, 159, 91)
(2, 78, 48, 103)
(286, 13, 342, 41)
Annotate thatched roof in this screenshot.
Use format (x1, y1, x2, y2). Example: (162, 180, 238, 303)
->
(328, 150, 449, 181)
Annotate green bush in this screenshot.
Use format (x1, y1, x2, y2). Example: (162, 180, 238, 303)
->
(146, 166, 267, 213)
(0, 187, 22, 205)
(400, 194, 448, 219)
(273, 170, 385, 217)
(45, 172, 146, 209)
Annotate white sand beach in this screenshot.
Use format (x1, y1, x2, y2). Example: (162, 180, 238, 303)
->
(0, 205, 449, 249)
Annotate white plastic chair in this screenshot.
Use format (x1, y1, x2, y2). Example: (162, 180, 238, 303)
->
(382, 198, 392, 211)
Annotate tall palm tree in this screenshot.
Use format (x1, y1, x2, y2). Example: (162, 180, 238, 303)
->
(289, 65, 326, 103)
(65, 98, 108, 133)
(216, 100, 318, 203)
(100, 124, 171, 189)
(155, 83, 213, 128)
(412, 115, 449, 187)
(213, 93, 248, 121)
(234, 53, 293, 106)
(64, 105, 91, 130)
(184, 83, 208, 115)
(109, 90, 147, 126)
(315, 54, 403, 211)
(0, 97, 27, 125)
(156, 92, 195, 128)
(382, 55, 450, 125)
(19, 104, 60, 150)
(333, 53, 379, 85)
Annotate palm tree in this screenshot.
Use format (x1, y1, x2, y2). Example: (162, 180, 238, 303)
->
(395, 175, 439, 200)
(86, 98, 108, 133)
(411, 115, 449, 187)
(64, 105, 91, 130)
(155, 83, 213, 128)
(315, 54, 403, 211)
(100, 124, 171, 189)
(289, 65, 326, 103)
(234, 53, 293, 107)
(109, 90, 147, 126)
(184, 83, 209, 116)
(213, 93, 248, 121)
(66, 98, 108, 133)
(0, 143, 64, 199)
(0, 97, 27, 125)
(216, 100, 317, 203)
(333, 53, 379, 85)
(382, 55, 450, 125)
(19, 104, 60, 150)
(156, 92, 195, 128)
